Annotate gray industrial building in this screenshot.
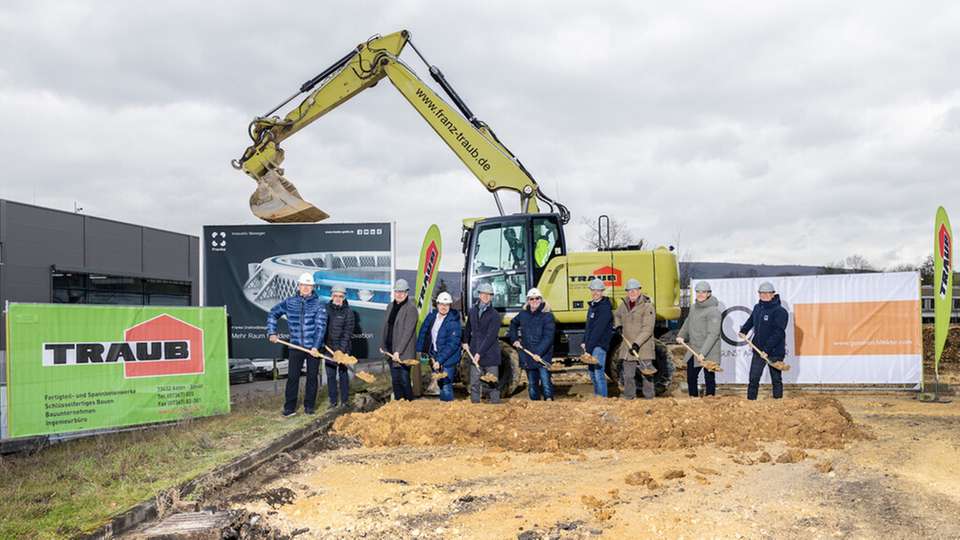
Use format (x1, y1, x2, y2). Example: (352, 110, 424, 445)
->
(0, 199, 199, 373)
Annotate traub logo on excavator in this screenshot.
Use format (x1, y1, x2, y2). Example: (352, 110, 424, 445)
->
(569, 266, 623, 288)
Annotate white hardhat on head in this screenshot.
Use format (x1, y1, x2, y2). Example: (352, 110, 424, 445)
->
(526, 287, 543, 299)
(476, 282, 495, 295)
(758, 281, 776, 293)
(331, 285, 346, 295)
(436, 292, 453, 305)
(298, 272, 315, 286)
(588, 278, 606, 291)
(694, 281, 711, 293)
(625, 278, 642, 291)
(393, 278, 410, 292)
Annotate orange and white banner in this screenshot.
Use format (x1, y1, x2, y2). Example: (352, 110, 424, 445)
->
(699, 272, 921, 385)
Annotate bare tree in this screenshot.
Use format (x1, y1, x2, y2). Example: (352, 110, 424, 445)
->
(580, 216, 642, 250)
(826, 254, 875, 272)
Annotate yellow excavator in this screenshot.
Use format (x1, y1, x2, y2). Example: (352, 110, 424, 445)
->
(233, 30, 680, 394)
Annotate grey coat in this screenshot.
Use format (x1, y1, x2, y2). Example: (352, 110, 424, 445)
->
(381, 299, 419, 360)
(677, 295, 721, 366)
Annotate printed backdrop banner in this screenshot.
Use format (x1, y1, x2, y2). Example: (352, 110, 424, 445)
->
(698, 272, 921, 385)
(4, 303, 230, 439)
(204, 223, 394, 359)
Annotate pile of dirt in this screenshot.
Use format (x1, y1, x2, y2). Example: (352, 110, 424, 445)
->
(332, 396, 864, 453)
(923, 325, 960, 365)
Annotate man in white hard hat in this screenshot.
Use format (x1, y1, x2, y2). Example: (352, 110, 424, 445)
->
(381, 279, 419, 401)
(583, 278, 614, 397)
(324, 284, 355, 408)
(677, 281, 721, 398)
(614, 278, 656, 399)
(738, 281, 788, 400)
(267, 272, 328, 417)
(509, 287, 556, 400)
(417, 291, 462, 402)
(462, 281, 503, 403)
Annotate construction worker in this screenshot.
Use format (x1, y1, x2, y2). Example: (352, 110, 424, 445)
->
(417, 292, 462, 402)
(381, 279, 418, 401)
(324, 285, 355, 408)
(462, 282, 502, 404)
(677, 281, 721, 398)
(738, 281, 789, 400)
(582, 278, 613, 397)
(613, 278, 655, 400)
(509, 288, 556, 401)
(267, 272, 328, 417)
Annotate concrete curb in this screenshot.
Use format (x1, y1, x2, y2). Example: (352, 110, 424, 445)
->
(78, 388, 391, 540)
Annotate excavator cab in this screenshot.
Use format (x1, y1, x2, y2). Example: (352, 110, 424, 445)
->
(461, 213, 565, 312)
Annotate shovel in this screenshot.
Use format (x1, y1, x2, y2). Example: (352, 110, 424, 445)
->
(379, 348, 419, 367)
(618, 334, 658, 376)
(325, 345, 358, 366)
(513, 344, 563, 372)
(275, 339, 375, 382)
(675, 339, 723, 372)
(737, 333, 791, 372)
(578, 343, 600, 365)
(464, 345, 499, 384)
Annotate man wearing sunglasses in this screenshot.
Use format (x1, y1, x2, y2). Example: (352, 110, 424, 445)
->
(509, 288, 556, 401)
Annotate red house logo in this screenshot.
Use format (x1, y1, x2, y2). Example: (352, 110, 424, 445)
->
(592, 266, 623, 288)
(123, 315, 205, 378)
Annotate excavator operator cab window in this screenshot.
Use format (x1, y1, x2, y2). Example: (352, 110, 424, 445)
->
(470, 223, 529, 309)
(533, 218, 559, 268)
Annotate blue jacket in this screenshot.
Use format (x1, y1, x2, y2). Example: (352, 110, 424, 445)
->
(417, 309, 463, 369)
(739, 294, 789, 359)
(508, 302, 555, 369)
(266, 292, 327, 350)
(463, 303, 502, 367)
(583, 296, 613, 352)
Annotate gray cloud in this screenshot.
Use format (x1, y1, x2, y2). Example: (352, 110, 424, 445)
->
(1, 0, 959, 273)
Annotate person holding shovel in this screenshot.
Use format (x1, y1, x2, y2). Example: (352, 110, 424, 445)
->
(267, 272, 328, 417)
(462, 282, 503, 404)
(509, 288, 556, 401)
(738, 281, 789, 400)
(417, 292, 462, 402)
(583, 278, 614, 397)
(613, 278, 656, 400)
(676, 281, 721, 398)
(324, 285, 355, 408)
(381, 279, 419, 401)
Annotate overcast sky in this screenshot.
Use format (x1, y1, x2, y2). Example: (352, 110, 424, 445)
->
(1, 1, 958, 271)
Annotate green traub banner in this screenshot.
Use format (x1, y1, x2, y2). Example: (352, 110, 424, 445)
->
(414, 224, 443, 332)
(934, 206, 954, 375)
(4, 304, 230, 439)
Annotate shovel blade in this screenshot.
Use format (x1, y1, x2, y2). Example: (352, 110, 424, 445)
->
(250, 170, 330, 223)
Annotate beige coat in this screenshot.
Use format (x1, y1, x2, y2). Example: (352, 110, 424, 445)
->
(677, 295, 721, 367)
(614, 294, 655, 360)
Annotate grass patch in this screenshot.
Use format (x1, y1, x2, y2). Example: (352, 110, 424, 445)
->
(0, 388, 321, 539)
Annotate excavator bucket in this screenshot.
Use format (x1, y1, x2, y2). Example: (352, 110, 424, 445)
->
(249, 170, 329, 223)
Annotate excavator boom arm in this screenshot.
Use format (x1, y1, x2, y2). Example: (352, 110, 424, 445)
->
(234, 30, 568, 223)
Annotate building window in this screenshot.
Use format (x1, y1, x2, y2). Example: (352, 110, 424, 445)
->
(52, 271, 191, 306)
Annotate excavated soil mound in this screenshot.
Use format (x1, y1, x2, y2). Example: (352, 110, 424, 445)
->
(332, 396, 864, 453)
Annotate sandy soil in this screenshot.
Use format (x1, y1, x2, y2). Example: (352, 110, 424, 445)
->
(224, 390, 960, 540)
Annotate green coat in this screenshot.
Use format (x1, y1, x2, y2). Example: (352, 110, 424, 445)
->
(613, 294, 655, 360)
(677, 295, 721, 366)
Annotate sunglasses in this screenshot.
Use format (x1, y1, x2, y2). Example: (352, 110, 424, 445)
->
(529, 297, 542, 301)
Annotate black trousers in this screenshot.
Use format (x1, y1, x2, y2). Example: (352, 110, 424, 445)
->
(285, 348, 320, 413)
(747, 353, 783, 400)
(390, 364, 413, 401)
(686, 357, 716, 397)
(325, 361, 350, 406)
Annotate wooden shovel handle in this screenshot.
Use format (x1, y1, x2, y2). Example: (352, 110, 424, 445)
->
(276, 338, 319, 357)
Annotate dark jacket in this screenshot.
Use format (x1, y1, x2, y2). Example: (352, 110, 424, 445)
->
(508, 301, 555, 369)
(324, 300, 355, 354)
(583, 296, 614, 352)
(463, 303, 502, 367)
(380, 299, 419, 360)
(266, 292, 327, 350)
(739, 294, 789, 359)
(417, 309, 463, 369)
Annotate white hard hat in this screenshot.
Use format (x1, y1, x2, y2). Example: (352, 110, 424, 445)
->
(694, 281, 711, 293)
(526, 287, 543, 299)
(625, 278, 642, 291)
(758, 282, 775, 293)
(394, 278, 410, 292)
(298, 272, 315, 286)
(436, 292, 453, 304)
(588, 278, 606, 291)
(476, 282, 495, 295)
(331, 285, 346, 295)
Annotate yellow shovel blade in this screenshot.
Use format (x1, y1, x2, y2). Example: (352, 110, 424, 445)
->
(249, 170, 329, 223)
